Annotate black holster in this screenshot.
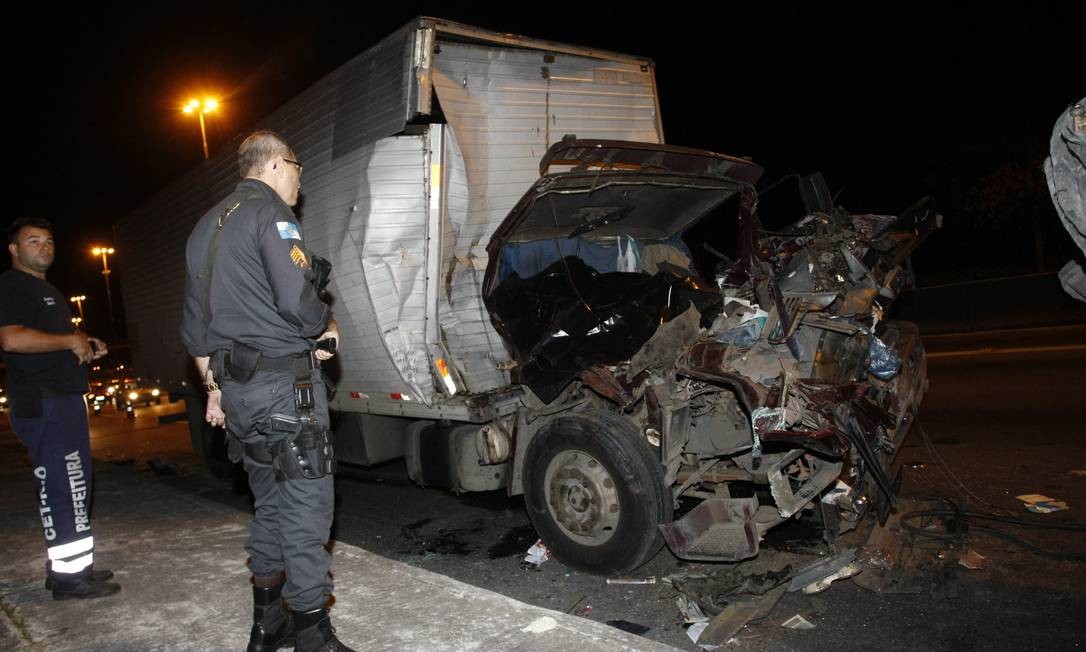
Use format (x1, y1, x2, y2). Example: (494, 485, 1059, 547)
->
(266, 414, 336, 482)
(225, 341, 264, 383)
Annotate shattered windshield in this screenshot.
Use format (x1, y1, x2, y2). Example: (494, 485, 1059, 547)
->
(486, 175, 743, 402)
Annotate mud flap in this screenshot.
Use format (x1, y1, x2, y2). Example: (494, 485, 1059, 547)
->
(658, 497, 760, 562)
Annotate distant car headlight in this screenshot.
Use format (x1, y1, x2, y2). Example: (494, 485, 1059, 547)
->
(151, 389, 161, 397)
(128, 391, 139, 401)
(0, 396, 6, 404)
(107, 386, 117, 395)
(95, 396, 106, 403)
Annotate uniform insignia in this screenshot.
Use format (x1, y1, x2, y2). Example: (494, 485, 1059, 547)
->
(44, 297, 56, 306)
(290, 244, 310, 269)
(277, 221, 302, 240)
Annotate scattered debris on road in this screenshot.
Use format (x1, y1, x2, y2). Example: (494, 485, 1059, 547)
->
(522, 539, 552, 567)
(606, 576, 656, 585)
(1016, 494, 1069, 514)
(781, 614, 816, 630)
(958, 549, 987, 570)
(607, 619, 651, 635)
(787, 549, 861, 594)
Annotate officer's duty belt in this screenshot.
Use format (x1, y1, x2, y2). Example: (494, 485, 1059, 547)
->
(254, 351, 318, 376)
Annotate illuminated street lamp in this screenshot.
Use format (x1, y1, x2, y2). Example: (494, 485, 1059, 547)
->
(70, 295, 86, 329)
(71, 316, 83, 329)
(182, 97, 219, 160)
(91, 246, 115, 322)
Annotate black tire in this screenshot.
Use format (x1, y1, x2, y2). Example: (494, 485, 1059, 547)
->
(523, 409, 672, 575)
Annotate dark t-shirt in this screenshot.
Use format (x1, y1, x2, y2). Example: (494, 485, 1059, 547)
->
(0, 269, 88, 395)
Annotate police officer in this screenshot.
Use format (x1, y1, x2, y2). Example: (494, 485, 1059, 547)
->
(0, 217, 120, 600)
(181, 131, 354, 652)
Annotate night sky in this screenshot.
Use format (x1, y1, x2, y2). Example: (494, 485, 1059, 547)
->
(7, 3, 1082, 333)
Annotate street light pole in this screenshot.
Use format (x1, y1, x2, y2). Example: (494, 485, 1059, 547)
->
(197, 111, 209, 160)
(183, 98, 219, 160)
(70, 295, 86, 330)
(91, 247, 115, 323)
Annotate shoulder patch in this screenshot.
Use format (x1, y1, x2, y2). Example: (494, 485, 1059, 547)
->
(276, 221, 302, 240)
(290, 244, 310, 269)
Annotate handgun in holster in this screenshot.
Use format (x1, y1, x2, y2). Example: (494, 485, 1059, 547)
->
(267, 412, 336, 482)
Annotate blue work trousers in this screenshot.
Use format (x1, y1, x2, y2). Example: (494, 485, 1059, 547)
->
(11, 393, 96, 578)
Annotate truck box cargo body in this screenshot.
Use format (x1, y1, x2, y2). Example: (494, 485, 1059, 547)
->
(117, 18, 932, 576)
(117, 17, 662, 419)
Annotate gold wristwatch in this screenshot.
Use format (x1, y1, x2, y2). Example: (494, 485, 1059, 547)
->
(204, 379, 220, 393)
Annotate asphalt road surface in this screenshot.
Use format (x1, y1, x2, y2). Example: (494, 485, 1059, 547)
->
(14, 325, 1086, 650)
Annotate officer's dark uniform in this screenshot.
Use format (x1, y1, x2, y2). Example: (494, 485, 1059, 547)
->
(0, 269, 98, 582)
(180, 178, 335, 614)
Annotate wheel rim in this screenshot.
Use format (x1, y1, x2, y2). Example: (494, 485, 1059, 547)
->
(543, 449, 620, 546)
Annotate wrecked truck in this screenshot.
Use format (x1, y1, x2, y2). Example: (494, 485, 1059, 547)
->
(482, 139, 937, 574)
(114, 17, 936, 576)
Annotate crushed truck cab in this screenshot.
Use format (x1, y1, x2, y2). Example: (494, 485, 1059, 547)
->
(483, 140, 936, 573)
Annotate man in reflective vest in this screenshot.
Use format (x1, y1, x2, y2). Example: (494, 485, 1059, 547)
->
(0, 217, 120, 599)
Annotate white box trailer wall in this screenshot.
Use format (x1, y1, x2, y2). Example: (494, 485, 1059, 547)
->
(115, 17, 662, 463)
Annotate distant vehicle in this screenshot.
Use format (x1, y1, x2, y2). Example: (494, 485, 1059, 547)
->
(85, 369, 115, 415)
(119, 380, 163, 408)
(85, 384, 110, 415)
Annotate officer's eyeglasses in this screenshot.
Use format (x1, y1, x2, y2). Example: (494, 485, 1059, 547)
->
(283, 158, 303, 174)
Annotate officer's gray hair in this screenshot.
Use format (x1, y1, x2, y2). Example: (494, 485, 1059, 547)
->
(237, 130, 294, 178)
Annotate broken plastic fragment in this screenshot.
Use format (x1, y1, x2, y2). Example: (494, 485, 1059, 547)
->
(820, 480, 852, 505)
(867, 333, 902, 380)
(523, 539, 553, 565)
(1016, 494, 1069, 513)
(709, 298, 769, 346)
(788, 549, 860, 593)
(606, 576, 656, 585)
(586, 316, 618, 336)
(685, 622, 720, 649)
(675, 594, 709, 624)
(801, 561, 862, 594)
(958, 549, 987, 570)
(781, 614, 816, 630)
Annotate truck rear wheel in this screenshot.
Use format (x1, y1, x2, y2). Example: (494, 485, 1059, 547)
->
(523, 409, 672, 575)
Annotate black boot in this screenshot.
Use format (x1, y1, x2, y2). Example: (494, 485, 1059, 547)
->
(292, 607, 356, 652)
(247, 584, 295, 652)
(45, 565, 114, 590)
(51, 574, 121, 601)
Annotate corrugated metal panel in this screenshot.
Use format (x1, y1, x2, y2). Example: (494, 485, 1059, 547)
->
(331, 24, 418, 159)
(431, 42, 662, 393)
(303, 135, 434, 404)
(437, 129, 512, 392)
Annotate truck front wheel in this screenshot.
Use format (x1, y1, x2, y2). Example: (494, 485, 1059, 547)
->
(523, 410, 672, 575)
